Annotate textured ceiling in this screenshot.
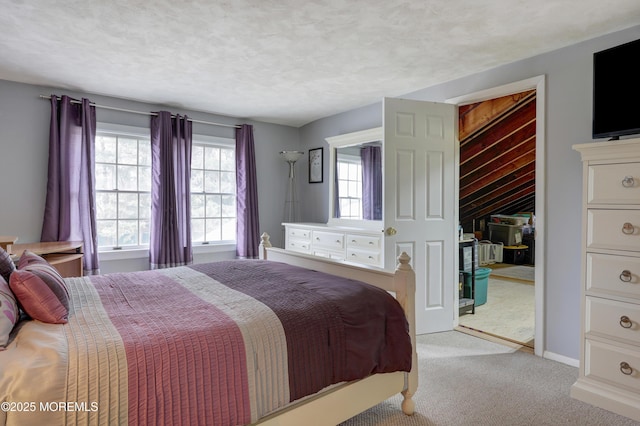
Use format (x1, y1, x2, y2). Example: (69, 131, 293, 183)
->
(1, 1, 639, 127)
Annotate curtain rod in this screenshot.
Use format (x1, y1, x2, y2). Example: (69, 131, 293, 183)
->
(39, 95, 241, 129)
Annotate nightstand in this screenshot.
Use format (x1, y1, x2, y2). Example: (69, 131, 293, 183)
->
(0, 236, 18, 254)
(11, 241, 84, 278)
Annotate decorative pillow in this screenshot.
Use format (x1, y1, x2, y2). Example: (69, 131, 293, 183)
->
(10, 262, 69, 324)
(0, 246, 16, 283)
(0, 276, 19, 350)
(17, 249, 49, 269)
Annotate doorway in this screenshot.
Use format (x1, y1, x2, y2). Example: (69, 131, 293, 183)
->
(447, 76, 546, 357)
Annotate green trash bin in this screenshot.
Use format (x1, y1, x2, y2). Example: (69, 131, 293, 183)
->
(463, 267, 491, 306)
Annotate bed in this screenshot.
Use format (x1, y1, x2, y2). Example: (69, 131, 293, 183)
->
(0, 233, 417, 425)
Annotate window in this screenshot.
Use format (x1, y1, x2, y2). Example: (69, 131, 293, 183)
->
(95, 125, 237, 251)
(337, 157, 363, 220)
(190, 141, 236, 244)
(95, 132, 151, 249)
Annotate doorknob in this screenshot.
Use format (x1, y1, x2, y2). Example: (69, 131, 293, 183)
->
(385, 227, 397, 236)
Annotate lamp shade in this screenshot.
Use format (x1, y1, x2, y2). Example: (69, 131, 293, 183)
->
(279, 150, 304, 162)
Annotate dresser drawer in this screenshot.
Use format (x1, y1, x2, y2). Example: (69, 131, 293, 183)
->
(584, 339, 640, 392)
(287, 227, 311, 240)
(588, 163, 640, 205)
(346, 248, 381, 266)
(286, 239, 311, 253)
(346, 234, 382, 250)
(587, 253, 640, 299)
(587, 209, 640, 251)
(312, 249, 345, 261)
(586, 296, 640, 345)
(312, 231, 345, 250)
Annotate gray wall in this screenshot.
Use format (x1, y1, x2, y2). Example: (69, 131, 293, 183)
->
(0, 79, 300, 269)
(2, 24, 640, 360)
(296, 25, 640, 360)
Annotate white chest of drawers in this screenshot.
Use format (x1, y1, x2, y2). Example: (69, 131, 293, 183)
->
(283, 223, 383, 267)
(572, 139, 640, 422)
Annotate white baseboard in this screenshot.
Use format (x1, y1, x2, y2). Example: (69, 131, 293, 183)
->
(543, 350, 579, 367)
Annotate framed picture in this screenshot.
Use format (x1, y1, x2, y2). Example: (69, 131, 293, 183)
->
(309, 147, 323, 183)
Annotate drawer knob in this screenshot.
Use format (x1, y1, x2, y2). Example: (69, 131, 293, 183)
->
(620, 270, 633, 282)
(620, 315, 633, 328)
(622, 223, 635, 235)
(620, 362, 634, 376)
(622, 176, 636, 188)
(620, 315, 633, 329)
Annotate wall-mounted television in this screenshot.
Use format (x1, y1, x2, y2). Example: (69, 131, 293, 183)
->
(592, 38, 640, 140)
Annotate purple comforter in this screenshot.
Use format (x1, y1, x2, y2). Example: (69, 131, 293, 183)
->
(0, 260, 411, 426)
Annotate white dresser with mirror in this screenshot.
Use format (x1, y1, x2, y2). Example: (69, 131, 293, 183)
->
(283, 127, 384, 268)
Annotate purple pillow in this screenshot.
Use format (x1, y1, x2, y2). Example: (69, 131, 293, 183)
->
(9, 263, 69, 324)
(17, 249, 49, 268)
(0, 246, 16, 283)
(0, 276, 19, 349)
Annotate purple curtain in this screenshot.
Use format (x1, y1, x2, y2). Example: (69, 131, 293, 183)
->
(235, 124, 260, 258)
(361, 145, 382, 220)
(333, 153, 341, 218)
(41, 95, 100, 274)
(149, 111, 193, 268)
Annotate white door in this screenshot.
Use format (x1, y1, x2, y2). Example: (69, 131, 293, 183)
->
(383, 97, 457, 334)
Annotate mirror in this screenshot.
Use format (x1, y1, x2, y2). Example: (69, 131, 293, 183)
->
(335, 143, 382, 220)
(326, 127, 383, 228)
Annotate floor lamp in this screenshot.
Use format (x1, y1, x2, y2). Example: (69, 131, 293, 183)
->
(280, 150, 304, 223)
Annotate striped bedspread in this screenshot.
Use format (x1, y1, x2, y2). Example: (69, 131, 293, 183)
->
(0, 260, 411, 426)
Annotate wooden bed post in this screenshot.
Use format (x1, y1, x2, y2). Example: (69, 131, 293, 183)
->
(259, 232, 272, 260)
(394, 252, 417, 415)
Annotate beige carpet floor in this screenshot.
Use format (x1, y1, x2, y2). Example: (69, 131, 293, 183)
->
(341, 331, 640, 426)
(458, 277, 535, 344)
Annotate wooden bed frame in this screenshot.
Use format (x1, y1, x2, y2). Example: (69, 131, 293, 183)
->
(257, 233, 418, 425)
